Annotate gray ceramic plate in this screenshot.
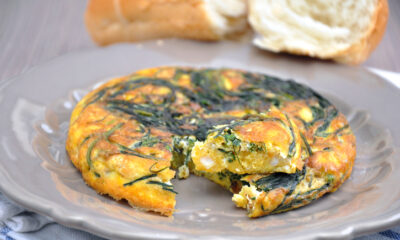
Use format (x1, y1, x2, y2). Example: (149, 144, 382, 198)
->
(0, 40, 399, 240)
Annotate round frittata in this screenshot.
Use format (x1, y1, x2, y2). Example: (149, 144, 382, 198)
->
(66, 67, 356, 217)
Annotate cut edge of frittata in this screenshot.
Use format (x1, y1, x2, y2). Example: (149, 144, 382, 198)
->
(190, 108, 304, 175)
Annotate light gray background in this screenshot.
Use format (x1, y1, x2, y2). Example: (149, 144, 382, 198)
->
(0, 0, 400, 83)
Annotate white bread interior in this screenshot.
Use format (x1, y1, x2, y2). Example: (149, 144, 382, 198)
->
(85, 0, 248, 46)
(248, 0, 388, 64)
(202, 0, 248, 38)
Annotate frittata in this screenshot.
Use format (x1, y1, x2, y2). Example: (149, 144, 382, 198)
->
(66, 67, 356, 217)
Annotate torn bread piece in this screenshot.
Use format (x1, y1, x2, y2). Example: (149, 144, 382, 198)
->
(248, 0, 388, 64)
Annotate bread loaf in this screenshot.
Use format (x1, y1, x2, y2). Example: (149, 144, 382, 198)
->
(85, 0, 388, 65)
(85, 0, 248, 46)
(248, 0, 388, 64)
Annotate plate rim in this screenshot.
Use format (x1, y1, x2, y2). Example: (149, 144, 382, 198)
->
(0, 41, 400, 240)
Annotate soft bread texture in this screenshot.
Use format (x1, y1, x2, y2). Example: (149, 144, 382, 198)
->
(248, 0, 388, 64)
(85, 0, 248, 46)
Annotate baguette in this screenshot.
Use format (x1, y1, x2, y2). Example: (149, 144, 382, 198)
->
(85, 0, 248, 46)
(248, 0, 388, 64)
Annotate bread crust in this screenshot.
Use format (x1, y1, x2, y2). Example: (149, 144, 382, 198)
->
(85, 0, 221, 46)
(333, 0, 389, 64)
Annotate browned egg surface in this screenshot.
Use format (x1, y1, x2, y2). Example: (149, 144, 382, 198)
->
(66, 67, 356, 217)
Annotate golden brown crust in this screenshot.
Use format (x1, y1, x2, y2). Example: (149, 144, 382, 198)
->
(85, 0, 221, 46)
(333, 0, 389, 64)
